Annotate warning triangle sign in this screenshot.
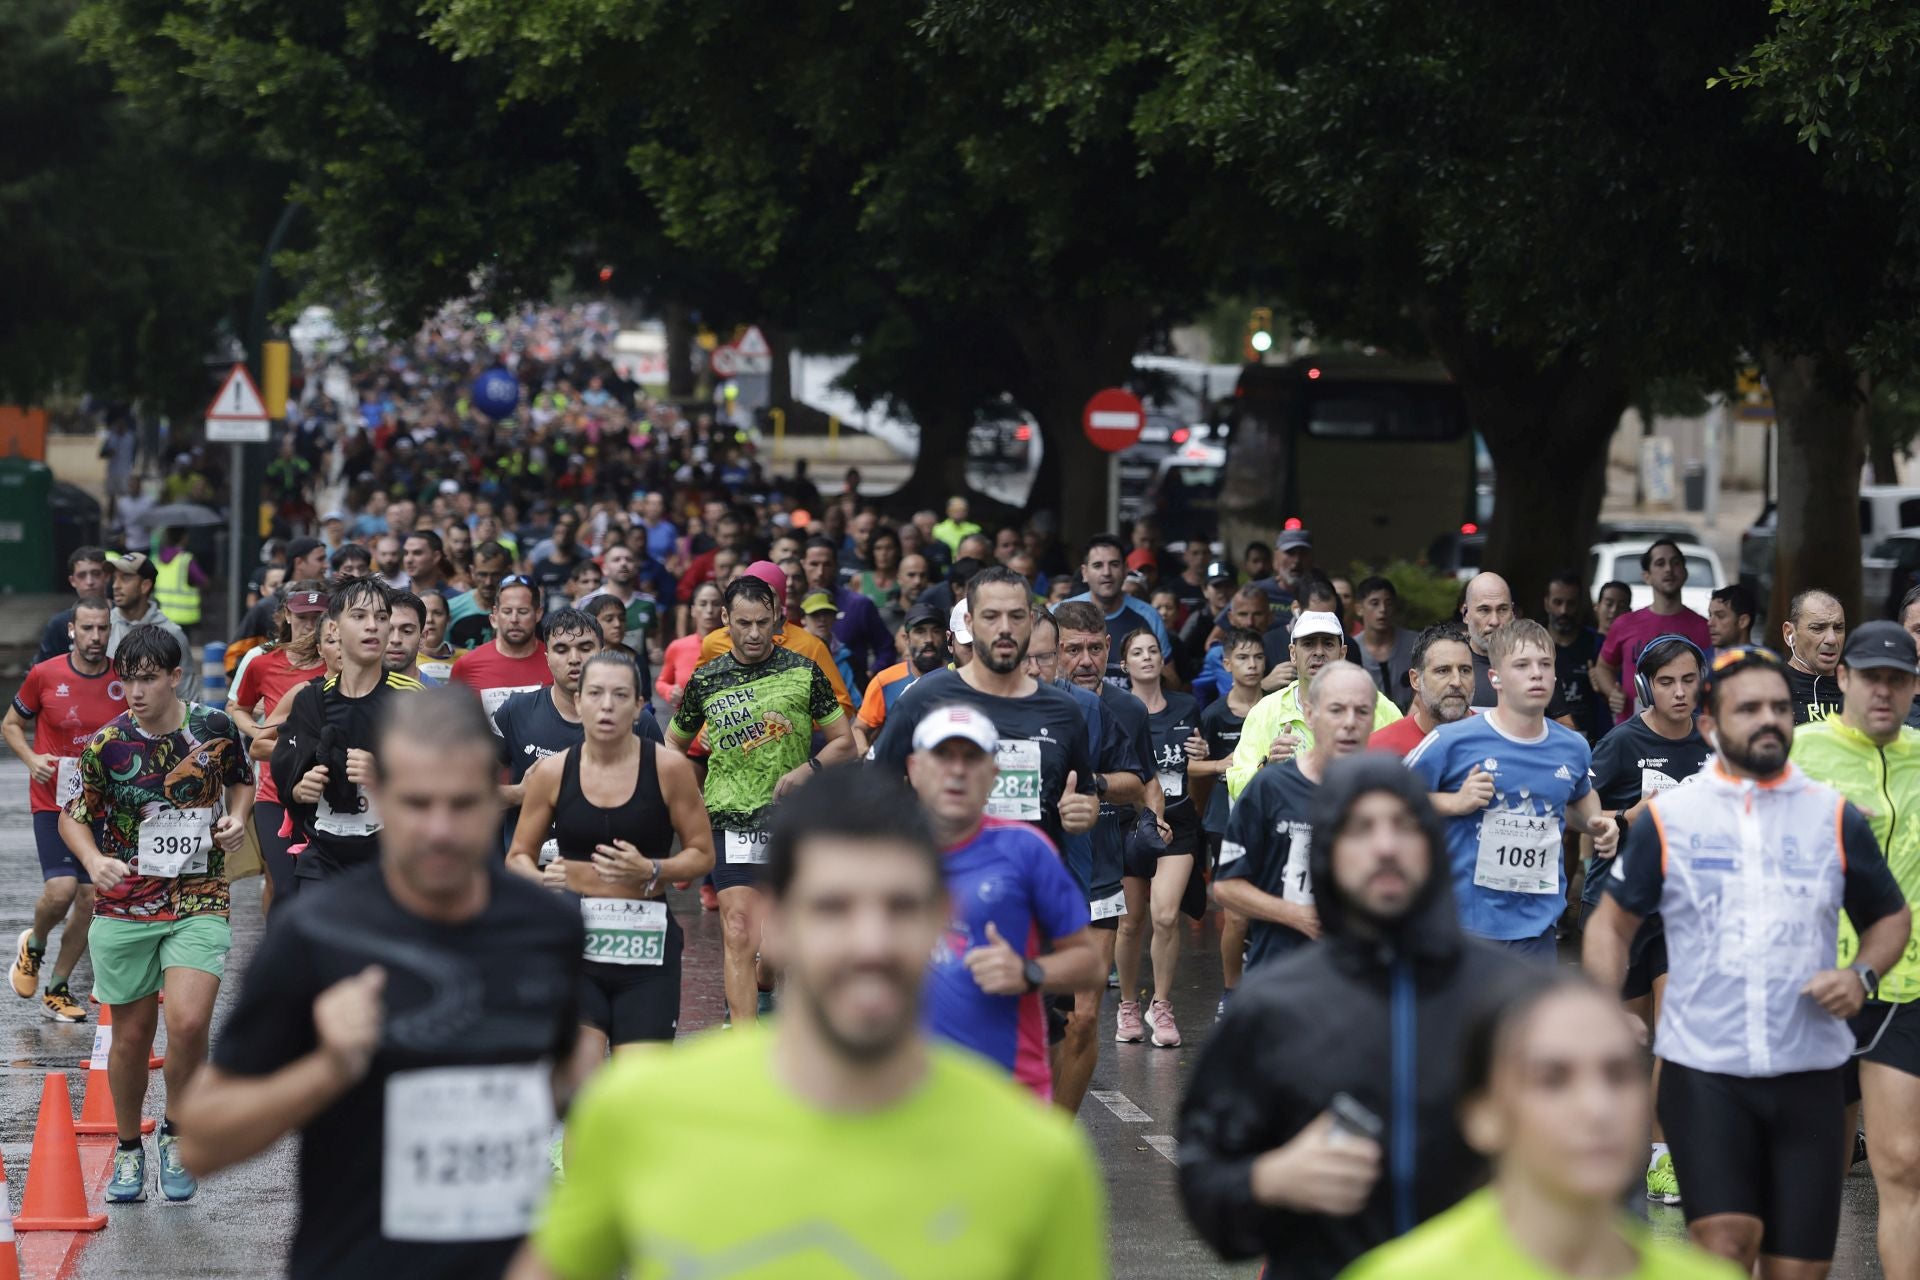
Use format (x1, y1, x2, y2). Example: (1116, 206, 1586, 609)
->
(735, 326, 771, 358)
(206, 364, 268, 420)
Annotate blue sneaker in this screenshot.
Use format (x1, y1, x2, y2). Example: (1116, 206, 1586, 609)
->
(106, 1144, 147, 1203)
(756, 988, 775, 1018)
(157, 1132, 196, 1202)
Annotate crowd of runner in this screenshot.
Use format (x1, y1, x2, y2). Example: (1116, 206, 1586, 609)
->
(6, 306, 1920, 1279)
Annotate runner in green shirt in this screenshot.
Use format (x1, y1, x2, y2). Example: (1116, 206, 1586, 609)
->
(668, 574, 853, 1024)
(1339, 972, 1740, 1280)
(510, 766, 1105, 1280)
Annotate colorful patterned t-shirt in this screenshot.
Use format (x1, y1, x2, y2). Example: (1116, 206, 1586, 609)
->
(670, 646, 842, 832)
(65, 704, 253, 922)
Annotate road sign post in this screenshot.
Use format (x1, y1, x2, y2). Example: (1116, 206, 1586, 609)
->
(206, 363, 271, 635)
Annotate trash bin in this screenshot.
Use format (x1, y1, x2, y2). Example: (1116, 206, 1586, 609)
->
(1682, 461, 1706, 513)
(0, 457, 54, 592)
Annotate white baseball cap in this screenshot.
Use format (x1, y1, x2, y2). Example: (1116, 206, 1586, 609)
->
(949, 600, 973, 645)
(1290, 610, 1344, 642)
(911, 703, 1000, 755)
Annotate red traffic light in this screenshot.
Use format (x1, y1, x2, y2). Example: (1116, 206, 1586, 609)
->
(1283, 517, 1304, 531)
(1461, 522, 1479, 535)
(1306, 367, 1322, 380)
(598, 266, 614, 282)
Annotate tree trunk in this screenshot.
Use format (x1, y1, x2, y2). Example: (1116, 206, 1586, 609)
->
(1765, 346, 1865, 629)
(1425, 317, 1630, 614)
(664, 301, 695, 399)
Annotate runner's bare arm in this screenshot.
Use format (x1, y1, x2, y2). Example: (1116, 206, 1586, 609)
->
(1, 705, 53, 782)
(504, 755, 563, 882)
(1580, 895, 1641, 995)
(1211, 877, 1320, 939)
(653, 748, 716, 882)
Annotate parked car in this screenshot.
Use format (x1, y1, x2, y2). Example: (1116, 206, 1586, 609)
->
(1587, 539, 1725, 615)
(1741, 485, 1920, 613)
(1426, 528, 1487, 583)
(1864, 530, 1920, 622)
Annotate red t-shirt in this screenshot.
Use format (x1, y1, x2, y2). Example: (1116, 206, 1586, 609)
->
(1598, 606, 1711, 724)
(232, 647, 326, 806)
(451, 642, 554, 722)
(1367, 713, 1434, 759)
(11, 655, 127, 812)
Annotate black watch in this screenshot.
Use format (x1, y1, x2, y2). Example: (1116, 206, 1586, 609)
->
(1022, 958, 1046, 993)
(1092, 773, 1109, 798)
(1853, 963, 1879, 999)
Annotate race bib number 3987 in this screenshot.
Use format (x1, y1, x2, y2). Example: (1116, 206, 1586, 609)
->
(137, 808, 213, 878)
(383, 1063, 554, 1242)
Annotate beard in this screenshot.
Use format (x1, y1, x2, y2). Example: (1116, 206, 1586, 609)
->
(794, 966, 919, 1064)
(976, 634, 1029, 675)
(910, 642, 948, 674)
(1721, 725, 1789, 777)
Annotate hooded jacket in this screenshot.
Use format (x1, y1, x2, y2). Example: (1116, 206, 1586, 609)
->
(1177, 754, 1526, 1280)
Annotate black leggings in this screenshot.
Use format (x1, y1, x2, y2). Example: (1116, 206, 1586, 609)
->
(578, 917, 683, 1045)
(253, 802, 298, 902)
(1658, 1060, 1845, 1261)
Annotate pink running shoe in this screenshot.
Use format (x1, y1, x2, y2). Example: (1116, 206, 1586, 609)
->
(1114, 999, 1145, 1042)
(1148, 1000, 1182, 1048)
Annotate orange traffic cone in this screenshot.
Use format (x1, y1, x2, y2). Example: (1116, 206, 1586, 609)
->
(13, 1074, 107, 1232)
(73, 1022, 153, 1137)
(77, 1004, 163, 1072)
(0, 1146, 24, 1279)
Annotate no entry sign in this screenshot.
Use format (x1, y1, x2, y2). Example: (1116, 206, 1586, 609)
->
(1082, 388, 1145, 453)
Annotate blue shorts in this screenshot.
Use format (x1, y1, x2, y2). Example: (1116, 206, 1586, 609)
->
(1493, 929, 1559, 964)
(31, 812, 91, 885)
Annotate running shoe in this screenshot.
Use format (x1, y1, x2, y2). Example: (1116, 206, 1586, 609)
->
(42, 986, 86, 1023)
(1853, 1131, 1869, 1168)
(699, 883, 719, 912)
(1645, 1152, 1681, 1205)
(157, 1132, 196, 1202)
(10, 929, 41, 999)
(106, 1144, 147, 1203)
(1114, 1000, 1145, 1043)
(1148, 1000, 1182, 1048)
(1106, 965, 1119, 990)
(756, 988, 775, 1018)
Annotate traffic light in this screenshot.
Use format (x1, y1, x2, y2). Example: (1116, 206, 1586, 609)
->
(1244, 307, 1274, 362)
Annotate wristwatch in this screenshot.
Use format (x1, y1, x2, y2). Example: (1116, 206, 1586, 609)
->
(1022, 958, 1047, 993)
(1092, 773, 1110, 798)
(1852, 963, 1880, 999)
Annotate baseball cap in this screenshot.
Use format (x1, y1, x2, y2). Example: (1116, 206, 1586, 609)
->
(1276, 529, 1313, 552)
(286, 589, 330, 616)
(438, 479, 461, 496)
(1843, 621, 1920, 674)
(320, 509, 347, 524)
(107, 552, 158, 581)
(1290, 610, 1343, 642)
(743, 560, 788, 600)
(903, 602, 942, 631)
(285, 537, 324, 565)
(1126, 547, 1156, 572)
(800, 590, 840, 616)
(1206, 560, 1235, 584)
(950, 601, 973, 645)
(911, 703, 1000, 755)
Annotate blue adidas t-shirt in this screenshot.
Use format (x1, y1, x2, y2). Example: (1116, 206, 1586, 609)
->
(924, 819, 1090, 1093)
(1406, 713, 1593, 942)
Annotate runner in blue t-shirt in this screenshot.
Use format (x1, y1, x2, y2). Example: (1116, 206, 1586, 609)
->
(906, 704, 1101, 1101)
(1406, 620, 1618, 960)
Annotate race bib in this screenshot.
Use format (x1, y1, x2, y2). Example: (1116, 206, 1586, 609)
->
(724, 828, 769, 865)
(315, 785, 381, 838)
(1090, 888, 1127, 921)
(581, 898, 668, 966)
(55, 756, 82, 806)
(382, 1064, 554, 1242)
(1640, 768, 1681, 798)
(986, 740, 1042, 821)
(1281, 821, 1315, 905)
(1474, 810, 1561, 895)
(138, 808, 213, 878)
(1158, 770, 1185, 800)
(480, 684, 543, 725)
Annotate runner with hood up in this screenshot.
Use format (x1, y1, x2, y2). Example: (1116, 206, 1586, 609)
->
(1177, 754, 1526, 1280)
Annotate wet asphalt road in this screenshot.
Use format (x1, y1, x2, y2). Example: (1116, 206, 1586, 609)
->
(0, 752, 1889, 1277)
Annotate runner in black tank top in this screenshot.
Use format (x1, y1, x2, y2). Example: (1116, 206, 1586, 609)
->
(507, 652, 714, 1056)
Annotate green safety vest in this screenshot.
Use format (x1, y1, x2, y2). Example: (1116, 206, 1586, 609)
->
(1791, 717, 1920, 1003)
(154, 552, 200, 626)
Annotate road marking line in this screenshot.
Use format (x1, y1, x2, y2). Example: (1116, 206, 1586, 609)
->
(1144, 1134, 1179, 1163)
(1091, 1090, 1152, 1123)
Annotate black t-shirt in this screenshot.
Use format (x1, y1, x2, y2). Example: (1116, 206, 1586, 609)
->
(871, 668, 1095, 850)
(447, 614, 493, 651)
(1144, 692, 1201, 817)
(1552, 629, 1605, 742)
(211, 865, 583, 1280)
(273, 672, 422, 881)
(1588, 714, 1713, 814)
(528, 551, 581, 613)
(1471, 649, 1571, 719)
(1095, 682, 1154, 823)
(1197, 696, 1249, 835)
(1786, 664, 1844, 725)
(1218, 758, 1318, 970)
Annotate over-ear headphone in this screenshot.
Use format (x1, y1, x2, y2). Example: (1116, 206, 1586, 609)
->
(1634, 634, 1708, 708)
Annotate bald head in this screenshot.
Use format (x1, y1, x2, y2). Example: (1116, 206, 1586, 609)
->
(1461, 572, 1515, 654)
(1303, 661, 1378, 758)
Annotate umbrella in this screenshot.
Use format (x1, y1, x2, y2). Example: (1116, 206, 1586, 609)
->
(142, 503, 226, 529)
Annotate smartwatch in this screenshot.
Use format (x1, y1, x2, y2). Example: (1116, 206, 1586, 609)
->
(1852, 963, 1880, 1000)
(1022, 958, 1046, 993)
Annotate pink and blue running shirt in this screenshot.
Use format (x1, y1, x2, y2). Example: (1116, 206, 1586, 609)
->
(924, 817, 1091, 1097)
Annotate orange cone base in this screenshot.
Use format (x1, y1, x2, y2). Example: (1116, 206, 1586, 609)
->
(73, 1118, 153, 1137)
(75, 1055, 162, 1070)
(13, 1211, 106, 1232)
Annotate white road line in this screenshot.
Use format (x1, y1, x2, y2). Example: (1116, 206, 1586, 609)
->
(1091, 1090, 1153, 1123)
(1144, 1134, 1179, 1163)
